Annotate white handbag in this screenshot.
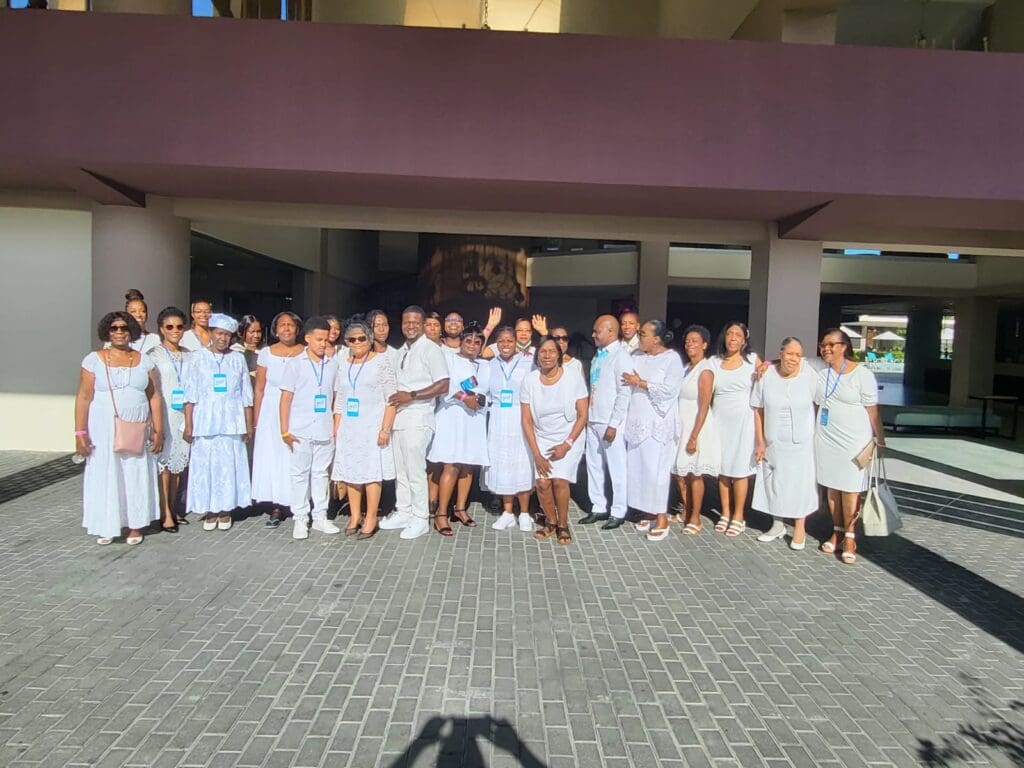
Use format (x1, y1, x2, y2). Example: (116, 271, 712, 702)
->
(862, 454, 902, 537)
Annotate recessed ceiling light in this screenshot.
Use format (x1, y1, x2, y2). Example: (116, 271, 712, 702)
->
(215, 262, 225, 267)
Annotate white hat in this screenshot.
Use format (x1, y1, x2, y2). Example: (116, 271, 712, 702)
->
(209, 313, 238, 334)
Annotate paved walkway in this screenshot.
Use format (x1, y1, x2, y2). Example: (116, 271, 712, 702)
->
(0, 450, 1021, 768)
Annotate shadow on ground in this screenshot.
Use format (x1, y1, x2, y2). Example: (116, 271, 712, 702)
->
(387, 716, 546, 768)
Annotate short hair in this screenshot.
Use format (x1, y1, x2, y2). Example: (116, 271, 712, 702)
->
(124, 289, 147, 312)
(683, 324, 711, 357)
(270, 311, 302, 338)
(97, 311, 142, 343)
(646, 319, 674, 345)
(402, 305, 426, 320)
(493, 325, 515, 340)
(821, 328, 855, 360)
(513, 317, 532, 329)
(779, 336, 803, 351)
(618, 308, 639, 320)
(537, 335, 565, 367)
(716, 321, 752, 358)
(303, 315, 331, 336)
(236, 314, 263, 346)
(425, 311, 441, 322)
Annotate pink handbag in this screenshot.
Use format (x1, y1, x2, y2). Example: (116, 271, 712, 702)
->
(102, 351, 147, 456)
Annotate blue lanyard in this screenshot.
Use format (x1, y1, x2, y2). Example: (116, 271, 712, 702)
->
(164, 345, 183, 384)
(347, 356, 367, 392)
(213, 352, 227, 373)
(498, 356, 520, 385)
(308, 354, 326, 391)
(823, 359, 847, 402)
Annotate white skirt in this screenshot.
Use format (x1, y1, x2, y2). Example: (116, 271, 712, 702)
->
(672, 397, 721, 477)
(627, 437, 676, 514)
(250, 387, 293, 505)
(427, 403, 489, 466)
(752, 440, 819, 519)
(534, 434, 584, 482)
(187, 435, 252, 514)
(483, 406, 534, 494)
(158, 405, 190, 475)
(713, 397, 756, 478)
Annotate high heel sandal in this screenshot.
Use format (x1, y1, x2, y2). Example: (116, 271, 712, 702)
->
(432, 512, 453, 537)
(841, 532, 857, 564)
(452, 507, 476, 527)
(820, 526, 842, 553)
(556, 526, 572, 545)
(345, 517, 361, 536)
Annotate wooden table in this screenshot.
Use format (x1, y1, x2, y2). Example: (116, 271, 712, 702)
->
(968, 395, 1020, 439)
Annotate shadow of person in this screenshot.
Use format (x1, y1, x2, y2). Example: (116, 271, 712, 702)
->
(387, 715, 547, 768)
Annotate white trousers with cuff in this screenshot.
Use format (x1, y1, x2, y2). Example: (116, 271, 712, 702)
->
(585, 422, 628, 518)
(393, 426, 434, 520)
(289, 437, 334, 523)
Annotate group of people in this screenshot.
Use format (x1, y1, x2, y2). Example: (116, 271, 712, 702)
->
(75, 289, 885, 565)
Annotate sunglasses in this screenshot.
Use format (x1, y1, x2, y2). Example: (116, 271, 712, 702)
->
(110, 324, 130, 332)
(163, 323, 184, 330)
(346, 335, 368, 343)
(551, 335, 569, 341)
(445, 317, 463, 323)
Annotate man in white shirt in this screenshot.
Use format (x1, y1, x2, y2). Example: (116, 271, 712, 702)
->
(381, 306, 451, 539)
(619, 309, 640, 354)
(280, 316, 339, 540)
(581, 315, 632, 529)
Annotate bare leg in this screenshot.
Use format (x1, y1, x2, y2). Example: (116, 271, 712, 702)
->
(516, 491, 532, 516)
(363, 482, 381, 532)
(534, 479, 556, 539)
(437, 464, 459, 531)
(453, 467, 476, 525)
(552, 479, 572, 543)
(687, 475, 705, 528)
(158, 469, 176, 528)
(345, 484, 364, 531)
(823, 487, 842, 552)
(674, 474, 686, 521)
(502, 495, 515, 513)
(730, 477, 749, 523)
(792, 517, 806, 546)
(841, 491, 861, 562)
(716, 476, 732, 530)
(427, 462, 441, 513)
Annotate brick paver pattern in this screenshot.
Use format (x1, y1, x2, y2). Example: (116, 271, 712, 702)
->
(0, 456, 1021, 767)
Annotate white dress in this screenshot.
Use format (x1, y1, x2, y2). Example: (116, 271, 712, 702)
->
(815, 363, 879, 493)
(427, 355, 491, 466)
(563, 357, 585, 385)
(179, 329, 210, 352)
(148, 345, 191, 474)
(751, 365, 819, 519)
(332, 353, 398, 484)
(520, 368, 588, 481)
(624, 350, 685, 514)
(483, 354, 535, 494)
(251, 346, 301, 505)
(184, 349, 253, 514)
(131, 333, 161, 354)
(81, 352, 161, 538)
(672, 358, 721, 477)
(712, 356, 757, 478)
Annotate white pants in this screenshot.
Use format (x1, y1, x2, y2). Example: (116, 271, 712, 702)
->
(586, 422, 628, 518)
(393, 425, 434, 520)
(289, 438, 334, 522)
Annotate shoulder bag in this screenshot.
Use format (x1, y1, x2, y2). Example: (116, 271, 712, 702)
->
(102, 350, 148, 456)
(862, 453, 902, 536)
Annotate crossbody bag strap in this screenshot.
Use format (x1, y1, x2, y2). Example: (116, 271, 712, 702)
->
(101, 349, 137, 420)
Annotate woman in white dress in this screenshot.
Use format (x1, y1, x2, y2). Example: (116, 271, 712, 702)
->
(712, 322, 759, 538)
(149, 306, 191, 532)
(180, 299, 213, 352)
(183, 314, 254, 531)
(520, 336, 588, 545)
(74, 311, 163, 545)
(324, 314, 342, 359)
(751, 337, 819, 550)
(551, 325, 586, 384)
(232, 314, 265, 376)
(623, 320, 685, 541)
(332, 318, 398, 539)
(366, 309, 403, 370)
(815, 328, 886, 565)
(123, 289, 161, 354)
(251, 311, 305, 526)
(671, 325, 721, 535)
(427, 324, 492, 536)
(485, 327, 535, 532)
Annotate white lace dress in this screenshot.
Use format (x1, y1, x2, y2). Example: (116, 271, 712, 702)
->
(148, 345, 191, 474)
(672, 358, 721, 477)
(624, 350, 685, 514)
(331, 353, 398, 484)
(81, 352, 160, 538)
(483, 354, 535, 495)
(251, 347, 300, 505)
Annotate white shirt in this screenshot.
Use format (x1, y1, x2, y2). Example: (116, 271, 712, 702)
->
(180, 329, 210, 352)
(394, 334, 450, 429)
(588, 342, 631, 428)
(280, 351, 338, 441)
(621, 335, 640, 354)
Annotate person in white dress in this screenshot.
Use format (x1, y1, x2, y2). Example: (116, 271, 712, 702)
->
(520, 336, 589, 545)
(428, 323, 492, 535)
(751, 337, 819, 551)
(251, 311, 305, 526)
(580, 315, 631, 529)
(123, 289, 161, 354)
(619, 309, 640, 354)
(671, 325, 721, 536)
(182, 314, 254, 531)
(180, 299, 213, 352)
(149, 306, 191, 532)
(481, 314, 535, 361)
(74, 312, 163, 545)
(815, 328, 886, 565)
(280, 317, 340, 540)
(324, 314, 342, 359)
(712, 322, 759, 539)
(231, 315, 265, 376)
(622, 320, 685, 541)
(485, 327, 536, 532)
(332, 318, 398, 539)
(366, 309, 403, 371)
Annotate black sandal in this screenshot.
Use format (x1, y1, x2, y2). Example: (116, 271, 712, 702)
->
(556, 526, 572, 546)
(453, 507, 477, 527)
(432, 512, 453, 537)
(534, 522, 556, 541)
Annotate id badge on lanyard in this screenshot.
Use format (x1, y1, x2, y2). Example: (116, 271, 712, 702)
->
(314, 394, 328, 413)
(346, 397, 360, 417)
(170, 388, 185, 411)
(819, 407, 829, 426)
(499, 389, 514, 408)
(212, 373, 228, 393)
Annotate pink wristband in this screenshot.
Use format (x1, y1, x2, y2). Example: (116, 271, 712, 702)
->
(74, 430, 88, 436)
(564, 435, 575, 447)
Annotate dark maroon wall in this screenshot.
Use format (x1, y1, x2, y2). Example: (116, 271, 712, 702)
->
(1, 10, 1022, 214)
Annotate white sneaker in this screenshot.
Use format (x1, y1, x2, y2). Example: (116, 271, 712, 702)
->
(399, 517, 429, 539)
(292, 520, 309, 540)
(518, 513, 534, 533)
(312, 519, 341, 535)
(379, 511, 414, 530)
(757, 519, 787, 542)
(492, 512, 517, 530)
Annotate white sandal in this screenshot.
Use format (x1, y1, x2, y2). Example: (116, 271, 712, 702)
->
(634, 520, 651, 532)
(646, 526, 669, 541)
(820, 526, 842, 553)
(841, 532, 857, 564)
(126, 534, 143, 546)
(96, 537, 113, 546)
(725, 520, 746, 537)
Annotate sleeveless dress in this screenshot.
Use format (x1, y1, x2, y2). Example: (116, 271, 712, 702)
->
(672, 357, 721, 477)
(250, 346, 300, 505)
(331, 353, 398, 484)
(81, 352, 160, 538)
(712, 355, 757, 478)
(148, 345, 191, 474)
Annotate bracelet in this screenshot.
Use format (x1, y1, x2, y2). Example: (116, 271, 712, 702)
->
(564, 435, 575, 447)
(74, 429, 88, 436)
(483, 325, 494, 335)
(281, 431, 291, 438)
(409, 390, 417, 400)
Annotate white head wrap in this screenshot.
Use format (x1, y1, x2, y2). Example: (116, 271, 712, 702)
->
(208, 313, 238, 334)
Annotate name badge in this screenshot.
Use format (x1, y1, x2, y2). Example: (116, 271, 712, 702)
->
(212, 373, 228, 393)
(500, 389, 514, 408)
(170, 388, 185, 411)
(346, 397, 360, 417)
(819, 407, 829, 426)
(460, 375, 478, 392)
(314, 394, 328, 413)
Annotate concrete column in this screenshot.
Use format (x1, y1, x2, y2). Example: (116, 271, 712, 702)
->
(91, 197, 190, 330)
(748, 225, 822, 357)
(90, 0, 191, 14)
(949, 297, 998, 406)
(637, 239, 669, 321)
(903, 305, 943, 393)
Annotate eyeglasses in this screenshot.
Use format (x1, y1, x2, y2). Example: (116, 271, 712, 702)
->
(820, 341, 845, 348)
(110, 324, 130, 332)
(551, 335, 569, 341)
(163, 323, 184, 330)
(345, 336, 368, 343)
(445, 316, 463, 323)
